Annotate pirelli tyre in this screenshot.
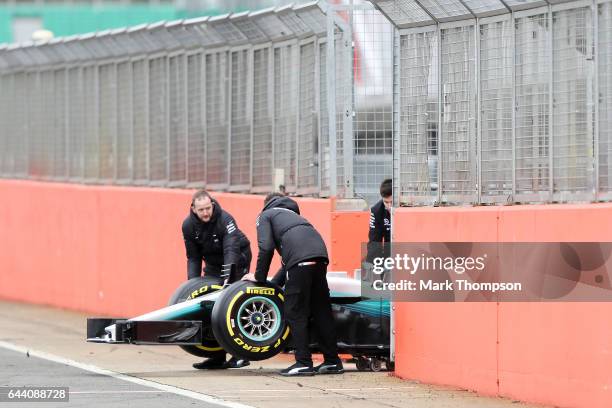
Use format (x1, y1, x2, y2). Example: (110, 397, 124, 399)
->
(167, 277, 225, 358)
(211, 280, 290, 361)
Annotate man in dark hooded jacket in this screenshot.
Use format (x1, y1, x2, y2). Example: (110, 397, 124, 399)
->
(182, 189, 251, 370)
(254, 193, 344, 376)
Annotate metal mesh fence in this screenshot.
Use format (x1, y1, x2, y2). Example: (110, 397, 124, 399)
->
(186, 52, 205, 186)
(274, 42, 298, 192)
(319, 41, 330, 194)
(83, 66, 99, 181)
(148, 56, 168, 184)
(398, 29, 438, 205)
(297, 40, 318, 193)
(27, 72, 42, 177)
(334, 33, 349, 198)
(552, 7, 593, 200)
(318, 32, 350, 198)
(229, 48, 252, 190)
(99, 63, 117, 181)
(600, 2, 612, 197)
(2, 74, 13, 175)
(41, 70, 55, 178)
(54, 69, 67, 180)
(169, 54, 187, 185)
(514, 13, 550, 201)
(440, 24, 477, 204)
(206, 51, 229, 188)
(479, 18, 513, 202)
(68, 67, 84, 180)
(116, 61, 133, 182)
(252, 46, 273, 191)
(0, 74, 9, 175)
(3, 0, 610, 206)
(353, 9, 394, 205)
(132, 59, 149, 184)
(12, 72, 28, 177)
(0, 5, 345, 198)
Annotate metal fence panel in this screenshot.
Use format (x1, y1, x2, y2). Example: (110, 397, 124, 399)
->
(27, 72, 42, 178)
(42, 70, 56, 179)
(273, 42, 299, 192)
(353, 10, 395, 205)
(373, 0, 435, 28)
(54, 69, 68, 180)
(68, 67, 84, 180)
(600, 1, 612, 197)
(99, 63, 117, 181)
(297, 40, 318, 193)
(398, 29, 439, 205)
(6, 73, 17, 176)
(252, 46, 274, 191)
(552, 6, 594, 200)
(229, 48, 252, 190)
(440, 24, 478, 203)
(514, 13, 550, 201)
(417, 0, 472, 20)
(187, 52, 206, 186)
(4, 74, 16, 175)
(318, 28, 351, 199)
(319, 40, 331, 195)
(116, 61, 133, 182)
(14, 72, 28, 177)
(83, 65, 99, 181)
(132, 59, 149, 183)
(148, 56, 169, 185)
(0, 74, 10, 175)
(206, 51, 229, 188)
(334, 33, 350, 198)
(479, 18, 513, 202)
(169, 54, 187, 186)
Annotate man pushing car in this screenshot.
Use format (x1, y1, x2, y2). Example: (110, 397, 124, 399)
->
(254, 193, 344, 376)
(182, 189, 251, 370)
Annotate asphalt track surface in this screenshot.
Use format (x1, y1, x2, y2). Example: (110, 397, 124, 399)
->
(0, 347, 224, 408)
(0, 300, 548, 408)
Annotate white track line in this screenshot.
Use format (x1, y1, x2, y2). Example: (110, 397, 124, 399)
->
(0, 341, 254, 408)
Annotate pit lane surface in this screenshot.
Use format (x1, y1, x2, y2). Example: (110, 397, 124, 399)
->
(0, 300, 547, 408)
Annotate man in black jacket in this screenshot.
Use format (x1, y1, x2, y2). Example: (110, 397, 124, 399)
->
(254, 193, 343, 376)
(366, 178, 392, 264)
(182, 189, 251, 370)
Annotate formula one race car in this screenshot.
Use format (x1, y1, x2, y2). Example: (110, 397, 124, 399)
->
(87, 265, 392, 371)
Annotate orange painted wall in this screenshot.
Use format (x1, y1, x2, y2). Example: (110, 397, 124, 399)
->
(329, 211, 369, 276)
(0, 180, 332, 317)
(393, 205, 612, 408)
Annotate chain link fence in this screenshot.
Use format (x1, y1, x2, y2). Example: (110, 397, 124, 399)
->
(375, 0, 612, 205)
(2, 0, 612, 206)
(0, 2, 350, 197)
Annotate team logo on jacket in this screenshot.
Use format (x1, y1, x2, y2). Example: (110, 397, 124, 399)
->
(226, 221, 236, 234)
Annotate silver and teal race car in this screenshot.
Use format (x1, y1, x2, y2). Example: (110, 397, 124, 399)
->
(87, 265, 392, 371)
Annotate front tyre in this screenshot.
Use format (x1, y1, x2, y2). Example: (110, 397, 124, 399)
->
(211, 280, 290, 361)
(168, 277, 225, 358)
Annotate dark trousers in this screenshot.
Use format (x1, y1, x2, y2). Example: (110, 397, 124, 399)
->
(284, 261, 340, 366)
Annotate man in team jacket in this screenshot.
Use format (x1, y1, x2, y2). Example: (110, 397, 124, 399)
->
(182, 189, 251, 370)
(254, 193, 344, 376)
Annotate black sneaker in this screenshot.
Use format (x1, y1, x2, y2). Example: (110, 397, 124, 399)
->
(227, 357, 250, 369)
(279, 362, 315, 377)
(192, 357, 228, 370)
(315, 361, 344, 375)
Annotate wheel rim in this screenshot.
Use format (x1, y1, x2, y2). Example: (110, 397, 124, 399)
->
(236, 296, 281, 342)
